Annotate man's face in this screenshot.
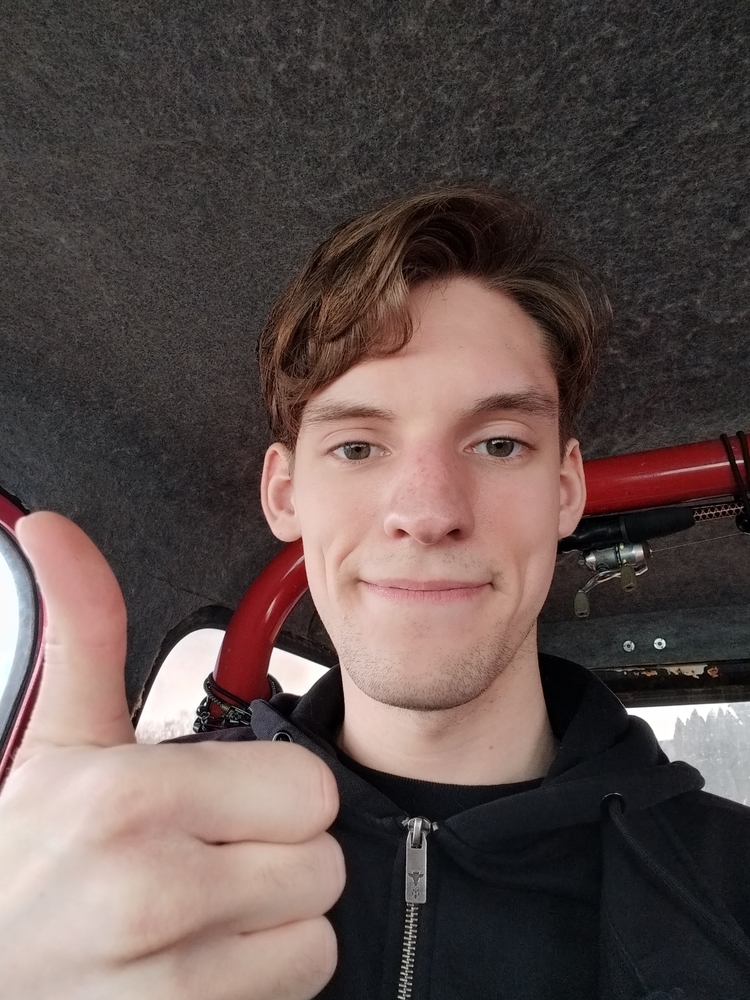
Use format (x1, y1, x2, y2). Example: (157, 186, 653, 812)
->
(262, 277, 586, 711)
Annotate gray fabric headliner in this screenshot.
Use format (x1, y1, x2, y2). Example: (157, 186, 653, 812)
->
(1, 1, 748, 707)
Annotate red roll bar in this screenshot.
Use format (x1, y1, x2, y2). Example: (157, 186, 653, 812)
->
(210, 539, 307, 708)
(583, 435, 745, 516)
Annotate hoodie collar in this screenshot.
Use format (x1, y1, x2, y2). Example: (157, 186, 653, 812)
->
(250, 654, 704, 840)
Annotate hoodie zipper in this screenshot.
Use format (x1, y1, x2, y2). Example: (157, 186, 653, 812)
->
(397, 816, 435, 1000)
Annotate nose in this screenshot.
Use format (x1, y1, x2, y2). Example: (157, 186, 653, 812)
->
(382, 447, 475, 544)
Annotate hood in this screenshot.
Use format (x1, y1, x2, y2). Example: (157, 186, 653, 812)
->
(249, 654, 704, 846)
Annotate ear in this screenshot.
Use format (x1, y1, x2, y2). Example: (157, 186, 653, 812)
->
(260, 443, 301, 542)
(558, 438, 587, 539)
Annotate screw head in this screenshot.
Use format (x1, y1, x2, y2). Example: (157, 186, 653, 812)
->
(622, 640, 635, 652)
(653, 637, 667, 650)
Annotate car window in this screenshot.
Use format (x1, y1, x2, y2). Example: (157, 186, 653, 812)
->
(629, 702, 750, 805)
(135, 629, 328, 743)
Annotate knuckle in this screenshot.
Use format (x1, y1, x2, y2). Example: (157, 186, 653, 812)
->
(314, 833, 346, 904)
(255, 835, 344, 914)
(213, 741, 340, 839)
(5, 747, 84, 803)
(93, 849, 192, 962)
(256, 842, 314, 901)
(284, 747, 339, 833)
(71, 750, 153, 840)
(315, 839, 342, 897)
(1, 748, 155, 849)
(286, 917, 338, 994)
(154, 945, 203, 1000)
(255, 742, 340, 836)
(0, 751, 55, 805)
(311, 757, 340, 830)
(86, 858, 163, 961)
(98, 888, 156, 961)
(254, 848, 295, 898)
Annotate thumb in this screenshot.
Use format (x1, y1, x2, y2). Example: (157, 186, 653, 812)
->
(14, 511, 135, 760)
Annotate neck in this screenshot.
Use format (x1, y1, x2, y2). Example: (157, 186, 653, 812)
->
(336, 641, 557, 786)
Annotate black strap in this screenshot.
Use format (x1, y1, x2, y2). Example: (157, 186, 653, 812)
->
(720, 432, 750, 533)
(193, 672, 283, 732)
(193, 674, 254, 731)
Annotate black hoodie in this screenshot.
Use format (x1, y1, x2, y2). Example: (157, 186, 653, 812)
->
(184, 655, 750, 999)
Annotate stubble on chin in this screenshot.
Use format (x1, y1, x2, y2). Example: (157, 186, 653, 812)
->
(333, 616, 536, 712)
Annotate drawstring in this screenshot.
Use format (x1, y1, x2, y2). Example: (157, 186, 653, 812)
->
(601, 793, 750, 971)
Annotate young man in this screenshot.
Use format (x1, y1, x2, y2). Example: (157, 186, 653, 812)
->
(3, 189, 750, 1000)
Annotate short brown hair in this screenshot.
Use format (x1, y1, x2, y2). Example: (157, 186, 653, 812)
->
(258, 186, 612, 449)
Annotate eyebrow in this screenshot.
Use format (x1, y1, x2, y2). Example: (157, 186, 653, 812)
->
(302, 389, 558, 427)
(460, 390, 558, 422)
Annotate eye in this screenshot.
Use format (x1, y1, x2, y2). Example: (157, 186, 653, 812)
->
(332, 441, 378, 461)
(474, 438, 524, 459)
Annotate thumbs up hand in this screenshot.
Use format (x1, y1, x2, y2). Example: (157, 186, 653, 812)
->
(0, 513, 344, 1000)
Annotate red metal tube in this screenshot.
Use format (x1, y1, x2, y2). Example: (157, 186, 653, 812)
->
(582, 433, 746, 516)
(212, 539, 307, 706)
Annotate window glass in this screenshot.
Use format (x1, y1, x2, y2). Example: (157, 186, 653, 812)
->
(0, 523, 38, 742)
(270, 647, 328, 696)
(135, 630, 329, 743)
(0, 545, 20, 695)
(628, 702, 750, 805)
(136, 628, 225, 743)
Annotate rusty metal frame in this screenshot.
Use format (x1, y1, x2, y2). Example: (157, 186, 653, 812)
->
(594, 659, 750, 708)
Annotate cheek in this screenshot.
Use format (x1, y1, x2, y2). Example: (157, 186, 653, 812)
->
(485, 476, 560, 579)
(294, 483, 371, 603)
(296, 467, 382, 548)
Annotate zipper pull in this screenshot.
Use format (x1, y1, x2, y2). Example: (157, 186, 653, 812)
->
(403, 816, 434, 905)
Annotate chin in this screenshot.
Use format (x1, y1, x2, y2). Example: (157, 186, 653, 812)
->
(355, 680, 489, 713)
(339, 637, 522, 712)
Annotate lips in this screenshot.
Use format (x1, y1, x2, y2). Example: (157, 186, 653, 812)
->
(365, 578, 488, 591)
(361, 578, 491, 603)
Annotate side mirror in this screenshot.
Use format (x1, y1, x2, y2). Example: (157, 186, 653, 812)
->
(0, 497, 43, 783)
